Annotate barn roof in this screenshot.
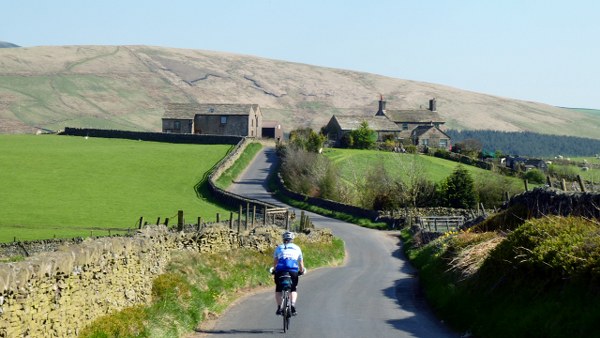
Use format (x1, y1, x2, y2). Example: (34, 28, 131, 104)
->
(164, 103, 259, 118)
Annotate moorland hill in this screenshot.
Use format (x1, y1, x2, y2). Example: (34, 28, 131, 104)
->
(1, 45, 598, 138)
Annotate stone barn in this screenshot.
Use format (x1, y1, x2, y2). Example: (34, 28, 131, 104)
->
(163, 103, 263, 137)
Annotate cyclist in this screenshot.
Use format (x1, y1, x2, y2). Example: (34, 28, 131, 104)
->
(273, 231, 305, 316)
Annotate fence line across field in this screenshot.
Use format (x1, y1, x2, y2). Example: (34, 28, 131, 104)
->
(137, 205, 302, 233)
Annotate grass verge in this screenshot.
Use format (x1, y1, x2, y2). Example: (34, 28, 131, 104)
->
(215, 142, 263, 189)
(80, 236, 345, 337)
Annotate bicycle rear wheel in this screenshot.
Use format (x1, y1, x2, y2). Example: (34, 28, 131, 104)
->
(282, 290, 290, 332)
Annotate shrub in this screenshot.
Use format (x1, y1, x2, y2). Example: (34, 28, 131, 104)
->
(485, 216, 600, 280)
(405, 145, 418, 154)
(523, 168, 545, 184)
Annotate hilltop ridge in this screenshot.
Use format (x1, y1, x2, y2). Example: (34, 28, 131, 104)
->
(0, 45, 598, 138)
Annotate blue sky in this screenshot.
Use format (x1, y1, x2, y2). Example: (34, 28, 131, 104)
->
(4, 0, 600, 109)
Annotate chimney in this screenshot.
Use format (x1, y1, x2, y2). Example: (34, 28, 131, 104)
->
(429, 98, 437, 112)
(376, 94, 386, 116)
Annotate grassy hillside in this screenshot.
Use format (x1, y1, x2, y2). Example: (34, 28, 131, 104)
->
(1, 45, 598, 139)
(323, 148, 525, 190)
(0, 135, 233, 242)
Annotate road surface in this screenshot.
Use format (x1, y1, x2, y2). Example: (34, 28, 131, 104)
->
(197, 147, 458, 337)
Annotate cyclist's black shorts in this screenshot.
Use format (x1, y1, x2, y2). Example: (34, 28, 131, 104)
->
(274, 270, 299, 292)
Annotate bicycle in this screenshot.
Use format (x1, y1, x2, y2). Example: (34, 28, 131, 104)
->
(270, 267, 306, 333)
(278, 272, 293, 333)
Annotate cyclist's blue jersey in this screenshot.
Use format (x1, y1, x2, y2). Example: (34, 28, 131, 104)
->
(274, 243, 303, 272)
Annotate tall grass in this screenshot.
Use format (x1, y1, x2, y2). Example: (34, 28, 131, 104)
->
(0, 135, 233, 242)
(80, 236, 345, 337)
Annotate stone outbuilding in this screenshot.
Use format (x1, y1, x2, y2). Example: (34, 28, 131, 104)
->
(262, 120, 284, 141)
(162, 103, 262, 137)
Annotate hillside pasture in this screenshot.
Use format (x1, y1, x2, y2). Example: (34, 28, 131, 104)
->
(0, 135, 233, 242)
(322, 148, 529, 209)
(323, 148, 525, 186)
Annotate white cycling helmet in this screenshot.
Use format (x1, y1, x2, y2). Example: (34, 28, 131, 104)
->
(282, 231, 295, 241)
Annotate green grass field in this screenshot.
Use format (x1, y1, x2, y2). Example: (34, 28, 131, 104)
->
(323, 148, 525, 189)
(547, 156, 600, 183)
(0, 135, 234, 242)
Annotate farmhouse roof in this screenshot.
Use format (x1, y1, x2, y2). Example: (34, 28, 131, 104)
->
(384, 109, 445, 123)
(333, 115, 400, 132)
(412, 125, 451, 138)
(164, 103, 259, 119)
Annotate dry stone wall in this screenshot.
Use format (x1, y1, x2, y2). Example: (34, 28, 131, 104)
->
(502, 187, 600, 219)
(0, 224, 328, 337)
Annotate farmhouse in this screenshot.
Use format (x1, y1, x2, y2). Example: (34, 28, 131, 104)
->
(162, 103, 263, 137)
(324, 96, 451, 149)
(325, 114, 401, 145)
(377, 96, 449, 149)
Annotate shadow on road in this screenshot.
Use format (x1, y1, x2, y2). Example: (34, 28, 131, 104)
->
(196, 328, 282, 335)
(381, 233, 459, 337)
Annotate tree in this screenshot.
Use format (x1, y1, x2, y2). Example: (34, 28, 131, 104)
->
(289, 127, 325, 153)
(349, 121, 377, 149)
(306, 130, 326, 153)
(443, 165, 477, 208)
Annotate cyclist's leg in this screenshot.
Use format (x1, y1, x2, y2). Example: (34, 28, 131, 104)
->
(274, 272, 284, 313)
(290, 271, 299, 306)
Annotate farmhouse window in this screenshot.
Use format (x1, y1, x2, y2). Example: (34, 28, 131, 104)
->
(174, 121, 181, 130)
(402, 123, 408, 130)
(439, 139, 448, 148)
(221, 116, 227, 124)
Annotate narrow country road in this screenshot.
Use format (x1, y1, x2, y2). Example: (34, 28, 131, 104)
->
(197, 147, 458, 337)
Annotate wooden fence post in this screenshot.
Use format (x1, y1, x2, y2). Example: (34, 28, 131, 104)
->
(177, 210, 184, 231)
(216, 213, 220, 223)
(156, 217, 161, 225)
(252, 205, 256, 228)
(524, 179, 529, 192)
(164, 218, 169, 227)
(197, 217, 202, 231)
(561, 179, 567, 191)
(286, 210, 290, 231)
(138, 216, 144, 229)
(245, 202, 250, 230)
(577, 175, 587, 192)
(263, 204, 267, 225)
(230, 211, 234, 229)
